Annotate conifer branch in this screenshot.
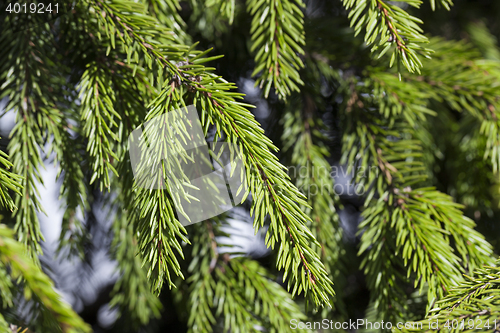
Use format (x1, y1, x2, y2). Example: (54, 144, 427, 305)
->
(247, 0, 305, 98)
(107, 151, 163, 325)
(0, 15, 66, 260)
(395, 260, 500, 332)
(429, 0, 453, 11)
(181, 221, 308, 333)
(206, 0, 237, 24)
(341, 0, 432, 74)
(88, 0, 334, 306)
(343, 75, 493, 321)
(281, 93, 344, 307)
(54, 129, 89, 259)
(402, 38, 500, 173)
(0, 148, 22, 213)
(1, 0, 499, 331)
(109, 213, 162, 325)
(0, 314, 13, 333)
(78, 63, 121, 191)
(141, 0, 191, 44)
(0, 225, 91, 333)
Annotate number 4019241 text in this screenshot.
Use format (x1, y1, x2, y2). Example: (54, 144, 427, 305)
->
(5, 3, 59, 14)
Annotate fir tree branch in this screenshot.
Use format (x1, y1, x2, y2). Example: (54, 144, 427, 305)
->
(281, 92, 344, 309)
(107, 145, 163, 325)
(395, 260, 500, 333)
(88, 0, 335, 306)
(359, 202, 409, 322)
(467, 21, 500, 62)
(109, 213, 162, 326)
(0, 314, 12, 333)
(182, 221, 308, 333)
(141, 0, 192, 44)
(402, 37, 500, 173)
(54, 131, 89, 259)
(247, 0, 305, 98)
(0, 225, 91, 333)
(206, 0, 237, 24)
(78, 62, 121, 191)
(429, 0, 453, 11)
(343, 76, 493, 321)
(0, 148, 22, 213)
(0, 262, 13, 309)
(341, 0, 432, 74)
(0, 15, 67, 260)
